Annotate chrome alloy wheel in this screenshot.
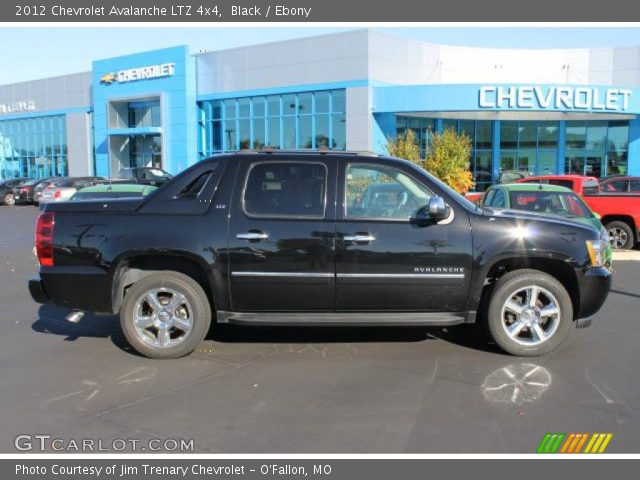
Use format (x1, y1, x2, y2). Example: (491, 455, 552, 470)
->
(133, 288, 193, 348)
(608, 227, 628, 249)
(500, 285, 561, 346)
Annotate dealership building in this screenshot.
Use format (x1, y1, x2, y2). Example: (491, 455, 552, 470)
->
(2, 29, 640, 190)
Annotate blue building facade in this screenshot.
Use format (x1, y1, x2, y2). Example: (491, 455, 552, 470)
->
(2, 30, 640, 190)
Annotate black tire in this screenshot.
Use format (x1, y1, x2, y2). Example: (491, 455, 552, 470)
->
(606, 220, 635, 250)
(3, 193, 15, 206)
(486, 269, 574, 356)
(120, 271, 211, 359)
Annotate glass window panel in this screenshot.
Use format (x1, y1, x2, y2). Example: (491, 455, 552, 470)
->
(267, 96, 281, 116)
(299, 115, 313, 149)
(283, 95, 297, 116)
(151, 105, 161, 126)
(586, 121, 607, 151)
(211, 101, 222, 120)
(585, 155, 604, 177)
(315, 114, 330, 149)
(442, 119, 457, 132)
(538, 150, 557, 175)
(473, 151, 493, 191)
(396, 116, 407, 131)
(224, 99, 236, 119)
(500, 122, 518, 149)
(244, 162, 327, 218)
(283, 116, 296, 149)
(252, 97, 265, 117)
(238, 119, 250, 149)
(252, 118, 265, 150)
(459, 120, 474, 141)
(518, 148, 537, 174)
(238, 98, 250, 118)
(566, 122, 586, 149)
(315, 91, 330, 113)
(332, 90, 346, 114)
(538, 123, 558, 148)
(500, 151, 516, 171)
(332, 114, 346, 150)
(224, 119, 236, 150)
(607, 150, 628, 176)
(476, 121, 492, 150)
(519, 123, 537, 149)
(565, 156, 585, 175)
(211, 120, 222, 151)
(298, 93, 312, 115)
(607, 121, 629, 152)
(267, 117, 280, 148)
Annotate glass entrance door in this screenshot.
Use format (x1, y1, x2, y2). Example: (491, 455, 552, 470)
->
(129, 134, 162, 169)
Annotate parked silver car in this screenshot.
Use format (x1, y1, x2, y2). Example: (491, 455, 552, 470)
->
(39, 177, 103, 205)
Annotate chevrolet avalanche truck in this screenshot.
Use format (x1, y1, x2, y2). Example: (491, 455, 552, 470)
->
(29, 152, 612, 359)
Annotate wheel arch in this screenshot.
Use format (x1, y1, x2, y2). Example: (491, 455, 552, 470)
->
(111, 253, 216, 315)
(476, 256, 580, 321)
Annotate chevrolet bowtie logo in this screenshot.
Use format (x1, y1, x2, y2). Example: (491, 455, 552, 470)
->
(100, 72, 116, 85)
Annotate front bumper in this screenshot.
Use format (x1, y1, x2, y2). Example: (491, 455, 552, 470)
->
(576, 266, 612, 322)
(28, 275, 49, 304)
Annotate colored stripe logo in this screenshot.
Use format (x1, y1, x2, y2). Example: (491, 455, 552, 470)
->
(537, 433, 613, 453)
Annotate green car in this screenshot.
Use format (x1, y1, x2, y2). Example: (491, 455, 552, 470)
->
(480, 183, 613, 267)
(71, 183, 157, 200)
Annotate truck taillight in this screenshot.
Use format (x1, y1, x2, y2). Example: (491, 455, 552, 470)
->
(54, 190, 61, 199)
(36, 212, 55, 267)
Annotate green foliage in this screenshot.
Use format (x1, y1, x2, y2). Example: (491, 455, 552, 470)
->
(426, 128, 474, 193)
(385, 127, 475, 193)
(386, 129, 422, 165)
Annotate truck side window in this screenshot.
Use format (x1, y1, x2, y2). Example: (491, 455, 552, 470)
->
(345, 164, 432, 220)
(243, 162, 327, 218)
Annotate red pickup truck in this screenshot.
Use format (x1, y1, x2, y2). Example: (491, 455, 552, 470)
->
(519, 175, 640, 250)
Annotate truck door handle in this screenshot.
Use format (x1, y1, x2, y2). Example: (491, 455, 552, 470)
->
(236, 231, 269, 241)
(343, 233, 376, 243)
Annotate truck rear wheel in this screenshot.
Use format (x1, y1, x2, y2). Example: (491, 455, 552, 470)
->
(486, 269, 574, 356)
(120, 272, 211, 359)
(605, 220, 634, 250)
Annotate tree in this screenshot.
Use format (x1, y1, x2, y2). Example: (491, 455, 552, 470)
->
(385, 127, 475, 193)
(425, 128, 474, 193)
(386, 129, 422, 166)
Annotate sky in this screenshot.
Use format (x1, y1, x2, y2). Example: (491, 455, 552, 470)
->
(1, 26, 640, 84)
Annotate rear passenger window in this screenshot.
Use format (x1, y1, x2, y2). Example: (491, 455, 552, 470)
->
(243, 162, 327, 218)
(176, 171, 212, 199)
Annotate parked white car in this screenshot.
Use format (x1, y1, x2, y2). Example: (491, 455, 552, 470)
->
(39, 177, 103, 205)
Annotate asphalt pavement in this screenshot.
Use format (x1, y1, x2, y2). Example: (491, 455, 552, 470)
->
(0, 205, 638, 453)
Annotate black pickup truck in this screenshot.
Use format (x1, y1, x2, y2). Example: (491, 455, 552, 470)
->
(29, 152, 612, 359)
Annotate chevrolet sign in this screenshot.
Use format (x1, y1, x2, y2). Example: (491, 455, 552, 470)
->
(479, 85, 632, 112)
(100, 62, 176, 85)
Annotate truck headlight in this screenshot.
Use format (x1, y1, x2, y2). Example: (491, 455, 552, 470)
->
(586, 239, 603, 267)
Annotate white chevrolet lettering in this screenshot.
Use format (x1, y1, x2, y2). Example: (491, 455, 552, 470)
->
(479, 85, 633, 111)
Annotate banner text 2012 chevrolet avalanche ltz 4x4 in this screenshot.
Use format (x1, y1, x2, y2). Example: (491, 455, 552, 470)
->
(29, 152, 611, 358)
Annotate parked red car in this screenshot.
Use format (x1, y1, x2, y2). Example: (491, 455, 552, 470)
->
(518, 175, 640, 249)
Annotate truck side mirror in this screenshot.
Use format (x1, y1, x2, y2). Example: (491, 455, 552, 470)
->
(413, 196, 450, 224)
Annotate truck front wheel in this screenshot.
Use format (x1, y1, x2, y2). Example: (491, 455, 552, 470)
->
(486, 269, 574, 356)
(120, 272, 211, 359)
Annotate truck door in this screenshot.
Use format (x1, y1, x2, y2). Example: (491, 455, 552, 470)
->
(227, 158, 336, 311)
(335, 160, 473, 312)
